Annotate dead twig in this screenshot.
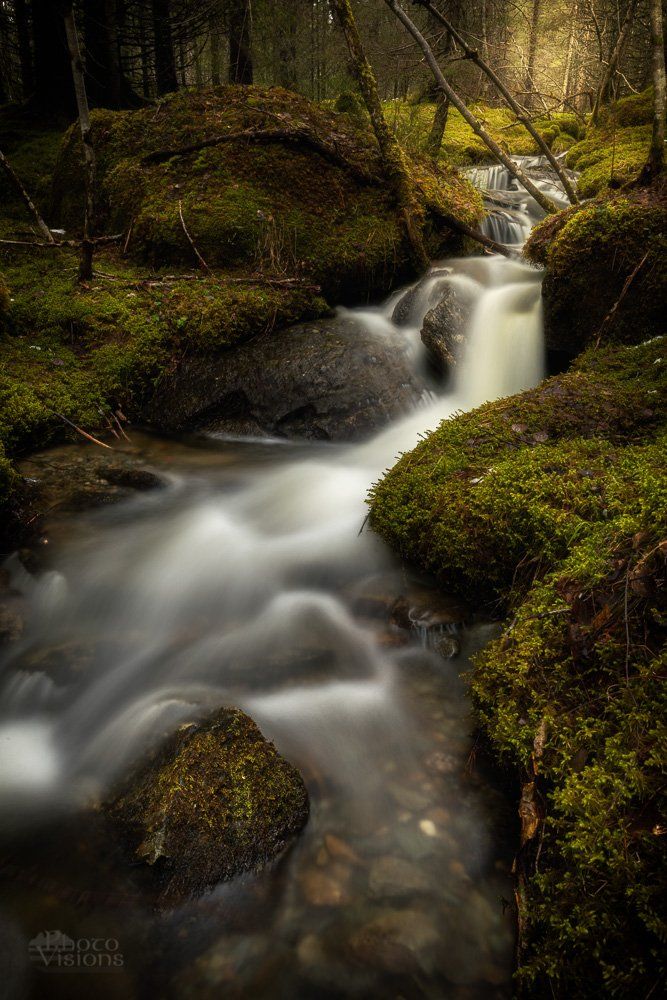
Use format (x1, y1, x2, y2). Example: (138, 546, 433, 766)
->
(49, 410, 113, 450)
(178, 199, 211, 274)
(594, 252, 650, 347)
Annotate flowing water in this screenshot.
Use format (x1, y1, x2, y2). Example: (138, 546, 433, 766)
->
(0, 160, 560, 999)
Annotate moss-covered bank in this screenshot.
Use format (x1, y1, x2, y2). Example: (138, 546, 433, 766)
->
(368, 338, 667, 994)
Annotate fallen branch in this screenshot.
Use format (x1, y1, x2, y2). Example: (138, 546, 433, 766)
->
(178, 199, 211, 273)
(141, 126, 377, 183)
(0, 148, 55, 242)
(424, 198, 520, 258)
(0, 234, 123, 250)
(92, 269, 320, 291)
(49, 410, 113, 450)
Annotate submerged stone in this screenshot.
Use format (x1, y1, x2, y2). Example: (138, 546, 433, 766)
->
(105, 706, 309, 897)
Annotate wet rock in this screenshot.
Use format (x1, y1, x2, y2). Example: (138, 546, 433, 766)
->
(348, 909, 439, 975)
(369, 855, 430, 898)
(0, 604, 23, 642)
(300, 868, 350, 907)
(435, 633, 460, 659)
(388, 781, 431, 812)
(146, 316, 428, 442)
(97, 466, 165, 492)
(18, 447, 167, 521)
(425, 749, 460, 776)
(105, 707, 309, 897)
(324, 833, 362, 865)
(420, 285, 470, 374)
(21, 640, 94, 684)
(391, 269, 450, 327)
(390, 586, 470, 632)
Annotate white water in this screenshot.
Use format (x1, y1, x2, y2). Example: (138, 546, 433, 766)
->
(0, 166, 551, 813)
(0, 159, 560, 994)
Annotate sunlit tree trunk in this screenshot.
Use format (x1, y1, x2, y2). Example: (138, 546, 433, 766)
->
(640, 0, 666, 182)
(523, 0, 543, 110)
(329, 0, 429, 271)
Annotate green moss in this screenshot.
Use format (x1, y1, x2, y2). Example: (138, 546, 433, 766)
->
(368, 338, 667, 605)
(473, 510, 666, 995)
(526, 185, 667, 352)
(369, 334, 666, 993)
(51, 86, 482, 298)
(106, 706, 309, 895)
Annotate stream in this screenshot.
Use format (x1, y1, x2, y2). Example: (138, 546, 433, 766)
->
(0, 159, 568, 999)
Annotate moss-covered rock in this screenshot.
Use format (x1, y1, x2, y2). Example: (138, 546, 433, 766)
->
(105, 706, 309, 897)
(565, 89, 655, 197)
(51, 86, 481, 301)
(369, 338, 667, 605)
(525, 182, 667, 353)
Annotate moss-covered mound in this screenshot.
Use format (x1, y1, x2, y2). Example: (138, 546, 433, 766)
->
(106, 707, 309, 897)
(51, 86, 481, 299)
(525, 182, 666, 353)
(368, 337, 666, 992)
(566, 89, 654, 197)
(369, 339, 666, 604)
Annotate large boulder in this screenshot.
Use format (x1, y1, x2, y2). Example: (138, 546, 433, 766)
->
(525, 183, 666, 354)
(420, 285, 469, 373)
(50, 87, 482, 303)
(106, 707, 309, 897)
(145, 315, 429, 441)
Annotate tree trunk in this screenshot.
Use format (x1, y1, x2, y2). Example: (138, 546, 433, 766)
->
(591, 0, 639, 125)
(152, 0, 178, 95)
(329, 0, 429, 272)
(62, 4, 97, 282)
(640, 0, 666, 182)
(210, 15, 222, 86)
(523, 0, 543, 110)
(392, 1, 561, 213)
(32, 0, 76, 117)
(228, 1, 253, 84)
(15, 0, 34, 100)
(277, 8, 299, 90)
(562, 5, 578, 100)
(427, 92, 449, 158)
(414, 0, 577, 204)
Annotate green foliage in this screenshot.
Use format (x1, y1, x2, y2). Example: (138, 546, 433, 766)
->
(385, 100, 587, 166)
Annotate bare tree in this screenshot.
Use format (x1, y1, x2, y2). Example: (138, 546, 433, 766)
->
(413, 0, 578, 203)
(522, 0, 543, 110)
(329, 0, 429, 270)
(62, 2, 97, 281)
(591, 0, 639, 125)
(383, 0, 560, 215)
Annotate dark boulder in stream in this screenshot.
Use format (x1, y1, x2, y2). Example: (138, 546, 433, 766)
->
(146, 316, 428, 441)
(420, 286, 470, 374)
(105, 707, 309, 897)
